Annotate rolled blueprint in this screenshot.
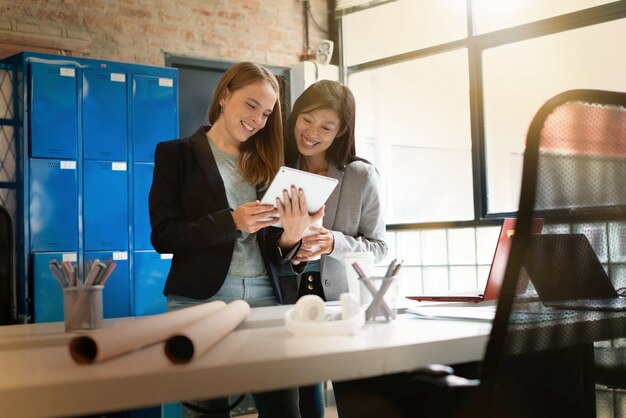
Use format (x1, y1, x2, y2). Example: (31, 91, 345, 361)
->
(165, 300, 251, 364)
(69, 301, 226, 364)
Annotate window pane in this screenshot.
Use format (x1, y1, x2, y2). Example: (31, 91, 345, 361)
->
(398, 266, 423, 296)
(476, 225, 500, 264)
(483, 19, 626, 214)
(395, 230, 422, 265)
(342, 0, 467, 66)
(473, 0, 617, 34)
(450, 266, 478, 290)
(349, 49, 474, 223)
(447, 228, 476, 265)
(421, 229, 448, 265)
(608, 223, 626, 263)
(423, 266, 449, 292)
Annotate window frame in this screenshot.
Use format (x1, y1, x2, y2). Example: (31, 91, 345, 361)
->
(338, 0, 626, 231)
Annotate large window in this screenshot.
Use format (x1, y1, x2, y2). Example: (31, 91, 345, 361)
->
(342, 0, 466, 66)
(473, 0, 615, 34)
(483, 18, 626, 213)
(341, 0, 626, 225)
(350, 50, 474, 224)
(341, 0, 626, 296)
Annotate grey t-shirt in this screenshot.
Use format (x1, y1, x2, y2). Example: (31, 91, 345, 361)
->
(208, 139, 268, 279)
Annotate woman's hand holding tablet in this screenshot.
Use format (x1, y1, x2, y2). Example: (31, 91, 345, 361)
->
(260, 166, 338, 228)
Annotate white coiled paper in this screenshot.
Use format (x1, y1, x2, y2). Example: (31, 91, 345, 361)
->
(69, 301, 227, 364)
(164, 300, 251, 364)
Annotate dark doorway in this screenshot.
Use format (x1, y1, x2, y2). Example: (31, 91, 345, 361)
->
(165, 55, 290, 138)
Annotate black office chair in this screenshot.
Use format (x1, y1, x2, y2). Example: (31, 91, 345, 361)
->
(487, 89, 626, 418)
(437, 90, 626, 418)
(0, 203, 16, 325)
(333, 90, 626, 418)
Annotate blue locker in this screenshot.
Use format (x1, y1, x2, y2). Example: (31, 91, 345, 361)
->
(83, 160, 129, 250)
(32, 252, 77, 323)
(82, 69, 128, 160)
(132, 74, 177, 162)
(134, 251, 171, 316)
(84, 251, 130, 318)
(2, 52, 178, 323)
(133, 163, 154, 250)
(30, 63, 78, 159)
(29, 159, 78, 252)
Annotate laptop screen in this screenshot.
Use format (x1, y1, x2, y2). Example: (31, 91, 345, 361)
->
(483, 218, 544, 300)
(522, 233, 618, 301)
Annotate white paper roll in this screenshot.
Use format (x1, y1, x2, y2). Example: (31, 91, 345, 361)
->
(69, 301, 227, 364)
(164, 300, 251, 364)
(295, 295, 326, 322)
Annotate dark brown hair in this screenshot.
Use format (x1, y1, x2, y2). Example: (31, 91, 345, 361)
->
(284, 80, 358, 169)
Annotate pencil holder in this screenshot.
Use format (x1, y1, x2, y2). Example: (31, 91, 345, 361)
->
(360, 276, 399, 321)
(344, 252, 375, 301)
(63, 285, 104, 332)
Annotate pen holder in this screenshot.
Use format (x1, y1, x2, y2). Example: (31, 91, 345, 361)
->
(344, 252, 375, 301)
(63, 285, 104, 332)
(360, 276, 399, 321)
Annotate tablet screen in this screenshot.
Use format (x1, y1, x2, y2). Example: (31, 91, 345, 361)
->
(260, 166, 338, 227)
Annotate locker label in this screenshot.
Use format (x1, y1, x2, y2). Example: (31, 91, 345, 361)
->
(60, 161, 77, 170)
(112, 162, 127, 171)
(111, 73, 126, 83)
(160, 253, 173, 260)
(62, 253, 78, 262)
(60, 68, 76, 77)
(113, 251, 128, 260)
(158, 78, 173, 87)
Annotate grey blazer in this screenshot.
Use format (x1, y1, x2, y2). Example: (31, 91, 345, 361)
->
(283, 160, 388, 301)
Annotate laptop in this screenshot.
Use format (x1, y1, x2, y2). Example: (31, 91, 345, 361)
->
(522, 233, 626, 311)
(407, 218, 544, 303)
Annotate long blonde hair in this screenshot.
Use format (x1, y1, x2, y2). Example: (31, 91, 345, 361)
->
(208, 62, 283, 188)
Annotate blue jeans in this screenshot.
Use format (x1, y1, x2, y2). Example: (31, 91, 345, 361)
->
(299, 384, 325, 418)
(279, 262, 326, 418)
(167, 276, 300, 418)
(167, 275, 279, 309)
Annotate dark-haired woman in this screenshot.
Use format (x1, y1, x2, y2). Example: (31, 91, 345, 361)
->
(277, 80, 388, 418)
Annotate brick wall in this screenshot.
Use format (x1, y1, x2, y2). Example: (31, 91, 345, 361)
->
(0, 0, 330, 67)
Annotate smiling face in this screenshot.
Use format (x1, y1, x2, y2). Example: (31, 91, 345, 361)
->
(294, 107, 342, 158)
(218, 80, 277, 147)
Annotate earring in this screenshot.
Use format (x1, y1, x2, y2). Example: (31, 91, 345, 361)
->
(220, 105, 224, 113)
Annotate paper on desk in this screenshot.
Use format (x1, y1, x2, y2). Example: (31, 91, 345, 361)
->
(69, 301, 227, 364)
(165, 300, 251, 364)
(407, 306, 496, 322)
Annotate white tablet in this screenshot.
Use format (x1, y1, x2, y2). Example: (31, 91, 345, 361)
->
(260, 166, 338, 227)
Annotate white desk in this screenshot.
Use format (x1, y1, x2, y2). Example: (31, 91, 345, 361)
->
(0, 304, 491, 418)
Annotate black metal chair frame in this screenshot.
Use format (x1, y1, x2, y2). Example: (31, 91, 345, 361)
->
(404, 90, 626, 418)
(0, 204, 16, 325)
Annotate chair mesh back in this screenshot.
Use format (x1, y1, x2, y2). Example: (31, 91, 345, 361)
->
(482, 90, 626, 418)
(535, 99, 626, 211)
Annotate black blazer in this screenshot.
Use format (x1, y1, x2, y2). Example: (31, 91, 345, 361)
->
(149, 126, 284, 303)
